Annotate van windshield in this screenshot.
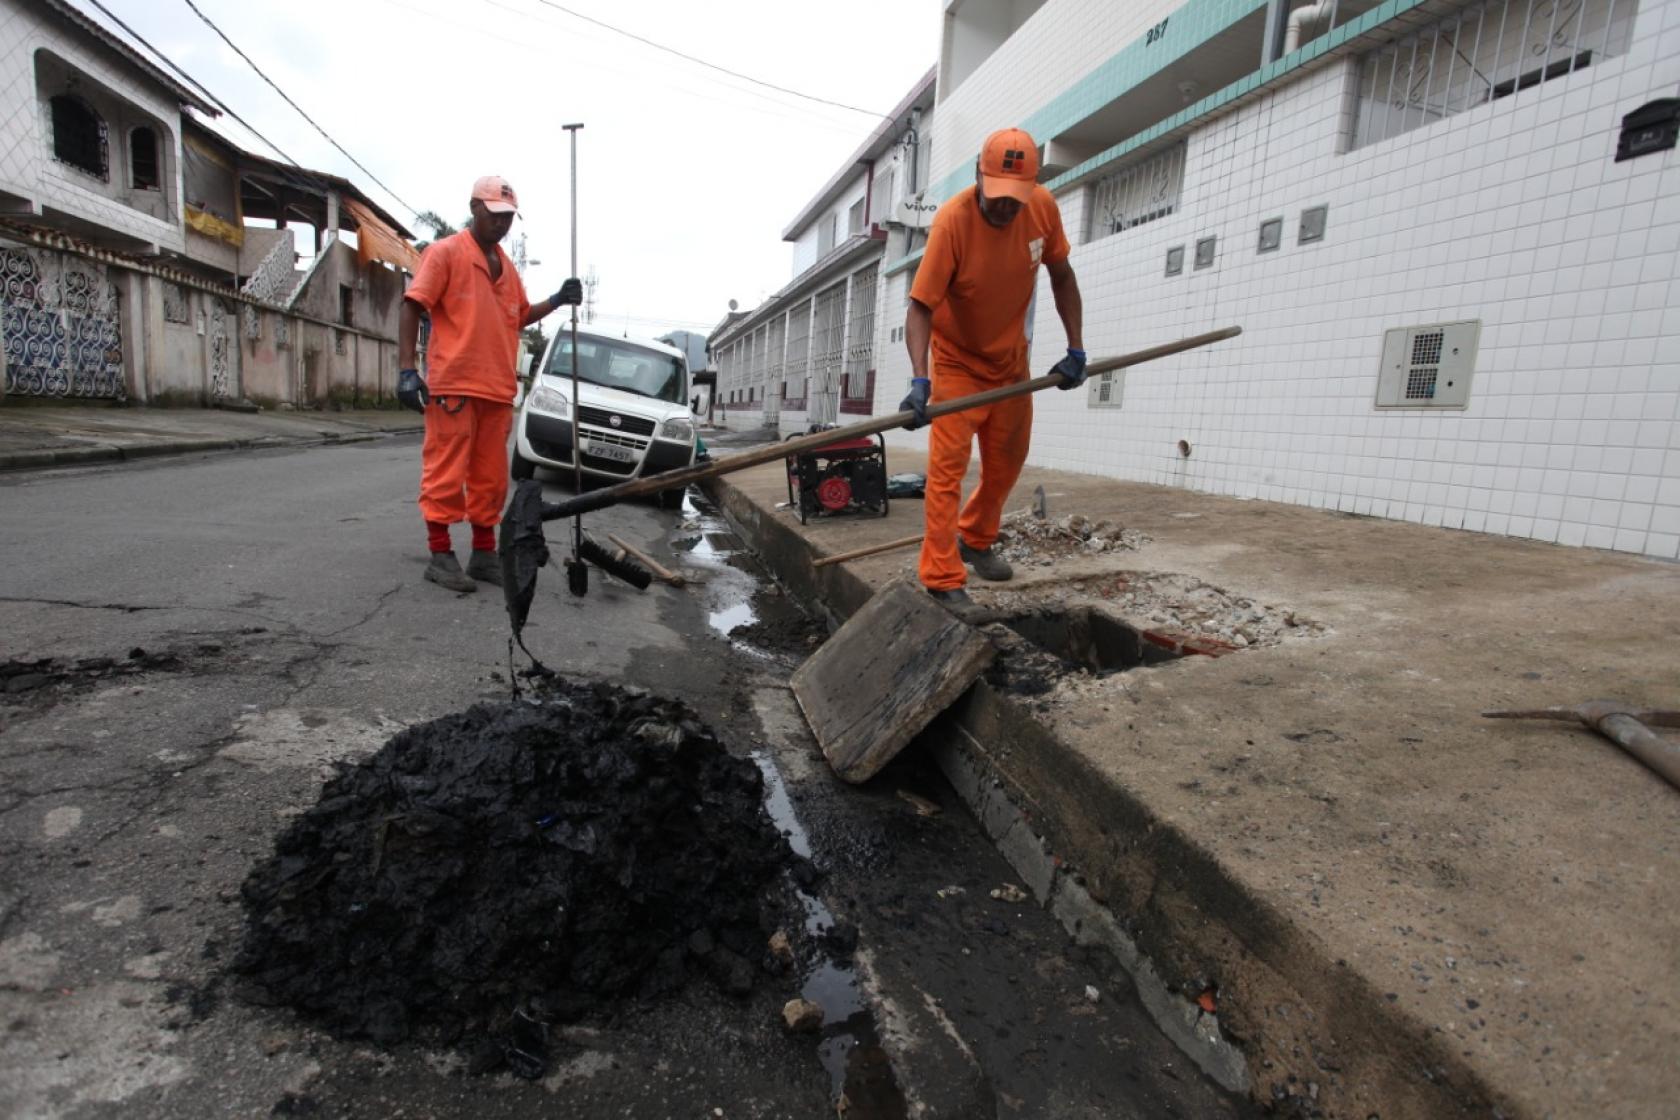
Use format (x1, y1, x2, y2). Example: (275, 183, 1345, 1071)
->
(546, 337, 685, 404)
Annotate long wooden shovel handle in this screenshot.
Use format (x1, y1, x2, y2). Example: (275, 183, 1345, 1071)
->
(813, 533, 924, 568)
(536, 325, 1242, 523)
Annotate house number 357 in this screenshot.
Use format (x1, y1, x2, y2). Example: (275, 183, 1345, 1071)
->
(1146, 18, 1169, 44)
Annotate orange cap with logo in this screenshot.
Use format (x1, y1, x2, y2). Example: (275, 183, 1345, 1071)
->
(471, 175, 519, 214)
(978, 128, 1039, 203)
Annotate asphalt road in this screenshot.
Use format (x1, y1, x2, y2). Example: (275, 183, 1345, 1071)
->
(0, 435, 1250, 1119)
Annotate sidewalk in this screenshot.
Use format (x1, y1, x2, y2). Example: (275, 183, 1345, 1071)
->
(0, 403, 422, 470)
(705, 452, 1680, 1120)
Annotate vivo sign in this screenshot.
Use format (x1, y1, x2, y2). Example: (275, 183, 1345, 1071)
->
(897, 195, 939, 229)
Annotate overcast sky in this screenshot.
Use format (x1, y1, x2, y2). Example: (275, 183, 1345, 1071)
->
(85, 0, 938, 337)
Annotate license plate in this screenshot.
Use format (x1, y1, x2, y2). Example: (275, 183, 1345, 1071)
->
(585, 441, 636, 464)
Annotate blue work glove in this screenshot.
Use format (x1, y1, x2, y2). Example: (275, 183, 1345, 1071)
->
(397, 368, 428, 414)
(899, 377, 931, 430)
(552, 277, 583, 307)
(1052, 348, 1088, 390)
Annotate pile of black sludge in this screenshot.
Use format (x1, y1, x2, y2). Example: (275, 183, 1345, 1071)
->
(233, 679, 799, 1077)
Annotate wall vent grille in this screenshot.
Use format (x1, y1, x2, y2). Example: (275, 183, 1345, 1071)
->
(1376, 321, 1479, 409)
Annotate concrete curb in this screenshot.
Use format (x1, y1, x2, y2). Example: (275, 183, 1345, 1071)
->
(703, 472, 1518, 1119)
(0, 426, 421, 473)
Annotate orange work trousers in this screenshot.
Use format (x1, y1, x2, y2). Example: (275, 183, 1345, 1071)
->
(918, 367, 1032, 591)
(417, 394, 514, 529)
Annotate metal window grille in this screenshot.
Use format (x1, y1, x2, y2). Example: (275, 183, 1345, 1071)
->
(130, 127, 159, 190)
(1406, 330, 1444, 399)
(784, 303, 811, 400)
(844, 269, 877, 399)
(750, 324, 767, 389)
(1085, 142, 1186, 244)
(1353, 0, 1638, 149)
(765, 316, 785, 398)
(50, 95, 108, 180)
(809, 282, 847, 424)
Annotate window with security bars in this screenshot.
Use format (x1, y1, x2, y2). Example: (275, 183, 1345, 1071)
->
(1085, 142, 1185, 244)
(844, 269, 877, 399)
(750, 325, 768, 389)
(50, 95, 108, 180)
(784, 304, 811, 401)
(1353, 0, 1640, 149)
(810, 282, 847, 420)
(765, 317, 785, 398)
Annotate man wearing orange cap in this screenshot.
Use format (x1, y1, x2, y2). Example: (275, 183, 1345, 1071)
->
(397, 176, 581, 593)
(902, 128, 1085, 607)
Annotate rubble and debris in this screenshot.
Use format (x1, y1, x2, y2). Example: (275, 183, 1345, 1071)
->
(896, 790, 942, 817)
(232, 678, 798, 1078)
(990, 883, 1029, 903)
(1084, 985, 1101, 1004)
(782, 998, 825, 1032)
(936, 886, 966, 900)
(767, 930, 795, 966)
(995, 509, 1150, 564)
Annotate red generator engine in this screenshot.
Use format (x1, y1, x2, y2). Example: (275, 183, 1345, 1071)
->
(785, 433, 890, 525)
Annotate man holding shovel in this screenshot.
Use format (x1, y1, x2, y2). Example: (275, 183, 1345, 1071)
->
(396, 175, 582, 593)
(901, 128, 1085, 607)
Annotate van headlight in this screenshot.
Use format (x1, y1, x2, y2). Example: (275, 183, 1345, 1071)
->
(658, 417, 694, 442)
(529, 385, 569, 418)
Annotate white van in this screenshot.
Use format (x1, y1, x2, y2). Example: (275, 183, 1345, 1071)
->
(512, 326, 698, 509)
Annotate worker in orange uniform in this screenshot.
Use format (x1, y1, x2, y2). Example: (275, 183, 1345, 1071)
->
(902, 128, 1085, 607)
(396, 176, 581, 593)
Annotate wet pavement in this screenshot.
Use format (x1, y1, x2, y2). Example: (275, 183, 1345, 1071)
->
(0, 436, 1251, 1118)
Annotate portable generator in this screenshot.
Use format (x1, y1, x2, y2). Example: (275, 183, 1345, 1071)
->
(784, 433, 890, 525)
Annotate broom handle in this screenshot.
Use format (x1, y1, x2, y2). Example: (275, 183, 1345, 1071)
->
(537, 325, 1242, 524)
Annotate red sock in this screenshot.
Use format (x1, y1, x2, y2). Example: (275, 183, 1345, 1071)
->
(471, 524, 495, 552)
(426, 521, 452, 554)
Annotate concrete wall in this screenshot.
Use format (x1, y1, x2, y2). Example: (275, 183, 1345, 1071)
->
(881, 0, 1680, 560)
(788, 168, 871, 276)
(0, 0, 187, 253)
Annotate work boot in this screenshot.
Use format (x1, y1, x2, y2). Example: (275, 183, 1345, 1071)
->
(959, 540, 1013, 582)
(424, 552, 476, 593)
(926, 587, 974, 608)
(465, 550, 502, 588)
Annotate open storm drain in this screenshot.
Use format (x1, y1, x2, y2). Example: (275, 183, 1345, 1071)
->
(986, 607, 1196, 696)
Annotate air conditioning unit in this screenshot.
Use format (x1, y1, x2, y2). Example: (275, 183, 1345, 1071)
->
(1374, 320, 1480, 409)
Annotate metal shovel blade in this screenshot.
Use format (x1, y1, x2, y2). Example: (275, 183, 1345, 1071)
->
(498, 479, 551, 637)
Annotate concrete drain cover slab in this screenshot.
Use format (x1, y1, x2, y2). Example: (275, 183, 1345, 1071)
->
(792, 579, 996, 784)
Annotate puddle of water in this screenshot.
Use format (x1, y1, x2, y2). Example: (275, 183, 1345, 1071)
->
(752, 750, 903, 1117)
(681, 492, 770, 655)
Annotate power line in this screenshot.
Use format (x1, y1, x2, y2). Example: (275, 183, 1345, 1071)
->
(84, 0, 306, 168)
(177, 0, 421, 218)
(524, 0, 888, 120)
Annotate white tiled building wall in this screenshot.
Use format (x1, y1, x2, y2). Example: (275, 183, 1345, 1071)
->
(0, 0, 187, 253)
(881, 0, 1680, 559)
(929, 0, 1173, 189)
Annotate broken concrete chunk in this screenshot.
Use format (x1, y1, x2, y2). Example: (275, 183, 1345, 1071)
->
(989, 883, 1029, 903)
(767, 930, 793, 965)
(896, 790, 942, 817)
(782, 998, 824, 1032)
(935, 885, 966, 899)
(1084, 985, 1101, 1004)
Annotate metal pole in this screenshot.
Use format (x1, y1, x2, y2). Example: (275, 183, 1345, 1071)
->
(564, 122, 584, 566)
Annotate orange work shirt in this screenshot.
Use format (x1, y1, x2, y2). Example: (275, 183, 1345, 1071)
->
(404, 230, 530, 403)
(909, 184, 1070, 383)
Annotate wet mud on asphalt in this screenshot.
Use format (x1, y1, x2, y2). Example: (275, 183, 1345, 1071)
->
(636, 492, 1256, 1120)
(0, 480, 1254, 1119)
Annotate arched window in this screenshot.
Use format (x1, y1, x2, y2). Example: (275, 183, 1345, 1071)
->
(130, 126, 159, 190)
(49, 94, 107, 179)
